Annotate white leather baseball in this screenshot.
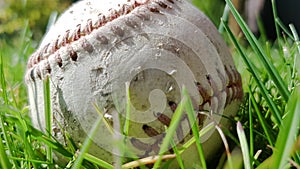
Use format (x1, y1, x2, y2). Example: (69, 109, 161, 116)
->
(25, 0, 243, 168)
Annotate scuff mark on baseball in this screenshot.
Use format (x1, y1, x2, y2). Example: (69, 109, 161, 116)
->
(25, 0, 243, 168)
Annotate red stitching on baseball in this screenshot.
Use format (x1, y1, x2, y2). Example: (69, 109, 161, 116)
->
(26, 0, 155, 81)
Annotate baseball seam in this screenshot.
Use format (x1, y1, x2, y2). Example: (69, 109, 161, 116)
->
(25, 0, 175, 82)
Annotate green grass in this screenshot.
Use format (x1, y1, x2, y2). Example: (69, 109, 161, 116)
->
(1, 0, 300, 168)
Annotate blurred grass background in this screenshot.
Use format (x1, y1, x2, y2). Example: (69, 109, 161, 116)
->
(0, 0, 73, 109)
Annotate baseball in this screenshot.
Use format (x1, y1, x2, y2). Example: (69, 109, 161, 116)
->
(25, 0, 243, 168)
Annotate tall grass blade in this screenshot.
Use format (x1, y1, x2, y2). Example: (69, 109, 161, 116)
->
(0, 54, 8, 104)
(0, 55, 10, 169)
(289, 24, 300, 82)
(43, 77, 53, 164)
(225, 0, 290, 102)
(0, 54, 15, 168)
(152, 88, 186, 169)
(275, 18, 294, 40)
(237, 122, 251, 169)
(290, 24, 300, 55)
(248, 94, 254, 161)
(222, 18, 282, 125)
(123, 82, 130, 135)
(271, 0, 281, 41)
(218, 4, 230, 33)
(23, 132, 39, 168)
(183, 87, 207, 169)
(249, 86, 274, 146)
(181, 122, 214, 150)
(71, 116, 102, 169)
(0, 118, 12, 169)
(272, 87, 300, 168)
(170, 138, 185, 169)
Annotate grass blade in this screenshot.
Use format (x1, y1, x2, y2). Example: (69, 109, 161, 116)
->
(43, 77, 53, 164)
(123, 82, 131, 135)
(225, 0, 290, 101)
(83, 153, 114, 169)
(181, 122, 214, 151)
(272, 87, 300, 168)
(249, 86, 274, 146)
(183, 87, 207, 169)
(0, 54, 8, 104)
(289, 24, 300, 82)
(0, 55, 11, 169)
(152, 88, 186, 169)
(290, 24, 300, 55)
(170, 138, 185, 169)
(216, 125, 233, 169)
(28, 126, 73, 158)
(0, 54, 15, 168)
(271, 0, 281, 41)
(275, 18, 294, 40)
(237, 121, 251, 169)
(0, 117, 12, 169)
(218, 4, 230, 33)
(222, 18, 282, 125)
(248, 94, 254, 161)
(71, 116, 102, 169)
